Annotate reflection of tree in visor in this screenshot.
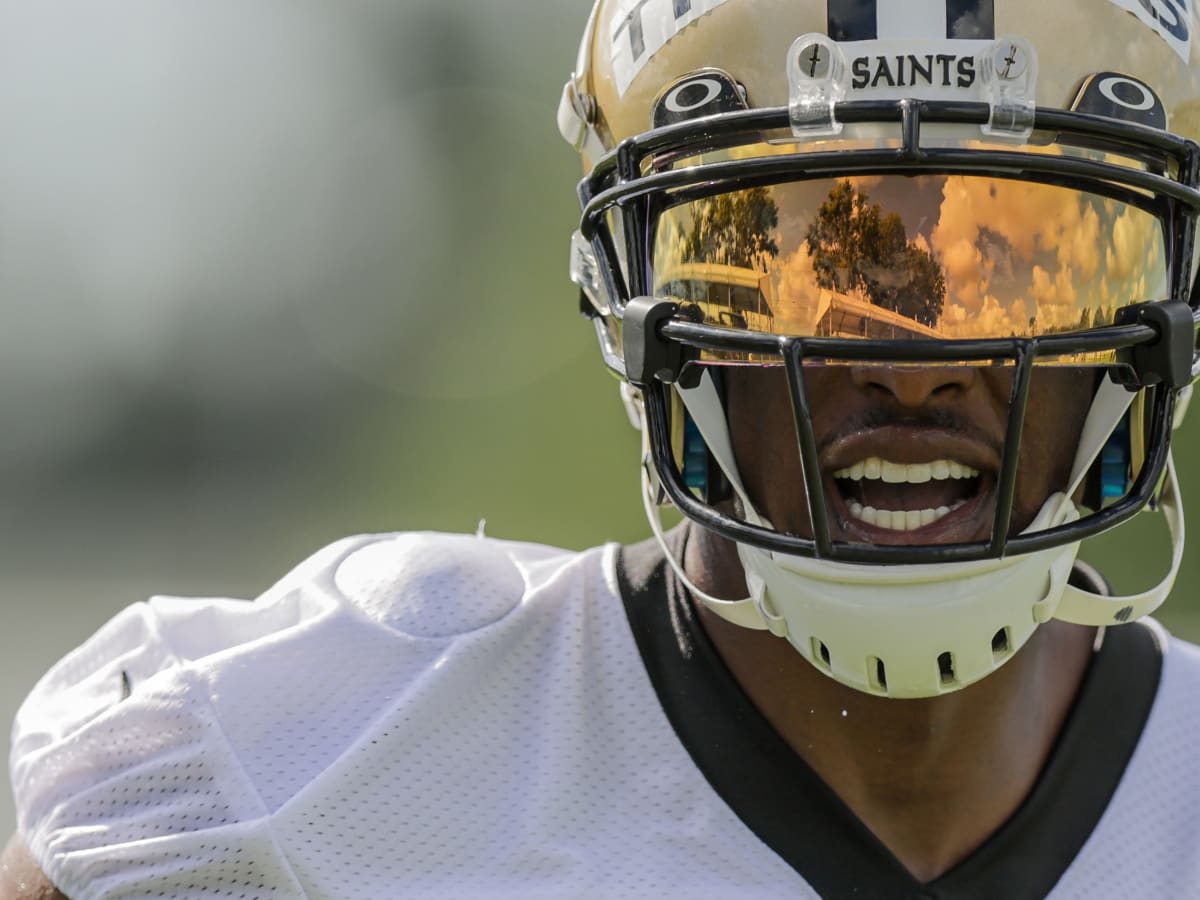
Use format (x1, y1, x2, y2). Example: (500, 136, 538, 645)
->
(652, 177, 1166, 354)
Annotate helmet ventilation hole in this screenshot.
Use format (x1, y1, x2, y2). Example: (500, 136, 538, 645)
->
(991, 627, 1012, 661)
(812, 638, 831, 669)
(868, 657, 887, 692)
(937, 652, 957, 687)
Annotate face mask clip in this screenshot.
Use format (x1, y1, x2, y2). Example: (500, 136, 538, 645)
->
(980, 36, 1038, 141)
(787, 33, 850, 138)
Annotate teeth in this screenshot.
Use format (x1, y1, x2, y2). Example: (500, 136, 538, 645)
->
(834, 457, 979, 484)
(847, 499, 967, 531)
(835, 457, 980, 532)
(906, 463, 932, 484)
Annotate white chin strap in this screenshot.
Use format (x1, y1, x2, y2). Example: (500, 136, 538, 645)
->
(641, 370, 1185, 698)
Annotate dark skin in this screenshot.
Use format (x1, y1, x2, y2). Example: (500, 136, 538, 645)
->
(0, 365, 1098, 896)
(684, 362, 1099, 883)
(0, 836, 66, 900)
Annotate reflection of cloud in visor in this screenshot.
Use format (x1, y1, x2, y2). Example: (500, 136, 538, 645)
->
(652, 175, 1167, 358)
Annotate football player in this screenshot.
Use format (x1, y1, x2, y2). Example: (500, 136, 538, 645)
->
(6, 0, 1200, 896)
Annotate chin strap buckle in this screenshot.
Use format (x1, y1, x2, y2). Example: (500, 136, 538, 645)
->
(1055, 454, 1184, 626)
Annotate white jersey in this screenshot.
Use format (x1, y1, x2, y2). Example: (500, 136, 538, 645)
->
(10, 531, 1200, 899)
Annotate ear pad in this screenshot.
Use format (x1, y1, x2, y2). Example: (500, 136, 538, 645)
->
(1098, 412, 1132, 504)
(679, 369, 733, 505)
(682, 414, 709, 490)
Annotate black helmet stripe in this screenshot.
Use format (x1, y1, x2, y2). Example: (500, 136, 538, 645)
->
(828, 0, 878, 40)
(828, 0, 995, 42)
(946, 0, 995, 38)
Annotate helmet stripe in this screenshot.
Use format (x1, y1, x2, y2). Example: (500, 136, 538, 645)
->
(828, 0, 995, 41)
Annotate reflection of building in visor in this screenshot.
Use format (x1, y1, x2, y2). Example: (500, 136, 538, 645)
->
(657, 261, 778, 332)
(811, 290, 943, 340)
(658, 260, 944, 341)
(652, 175, 1168, 358)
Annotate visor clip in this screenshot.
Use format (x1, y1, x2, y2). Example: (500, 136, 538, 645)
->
(1116, 299, 1196, 389)
(624, 297, 685, 387)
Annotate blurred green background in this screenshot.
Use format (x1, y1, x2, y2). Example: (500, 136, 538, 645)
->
(2, 0, 1199, 842)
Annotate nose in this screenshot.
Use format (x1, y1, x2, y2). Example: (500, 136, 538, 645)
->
(849, 364, 977, 408)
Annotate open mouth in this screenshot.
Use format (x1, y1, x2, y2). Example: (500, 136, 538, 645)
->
(830, 455, 994, 540)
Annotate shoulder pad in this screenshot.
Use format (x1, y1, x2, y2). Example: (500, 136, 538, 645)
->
(333, 533, 526, 638)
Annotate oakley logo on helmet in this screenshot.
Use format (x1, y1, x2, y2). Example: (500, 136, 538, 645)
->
(609, 0, 735, 96)
(652, 70, 749, 128)
(665, 78, 722, 112)
(827, 0, 995, 41)
(1071, 72, 1168, 130)
(1101, 77, 1156, 109)
(1106, 0, 1191, 61)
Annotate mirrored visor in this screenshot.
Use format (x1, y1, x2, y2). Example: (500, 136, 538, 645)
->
(651, 175, 1167, 361)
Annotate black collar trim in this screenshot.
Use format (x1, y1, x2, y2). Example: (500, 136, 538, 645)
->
(616, 530, 1162, 900)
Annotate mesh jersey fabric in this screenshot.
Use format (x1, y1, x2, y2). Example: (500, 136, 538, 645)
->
(1050, 618, 1200, 898)
(10, 533, 809, 899)
(9, 531, 1200, 898)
